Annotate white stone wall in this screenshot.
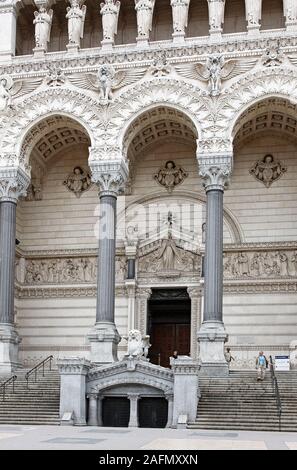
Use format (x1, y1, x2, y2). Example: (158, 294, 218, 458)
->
(16, 294, 129, 367)
(227, 134, 297, 242)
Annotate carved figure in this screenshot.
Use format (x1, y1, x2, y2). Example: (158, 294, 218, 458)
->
(0, 75, 42, 111)
(66, 0, 86, 46)
(208, 0, 225, 31)
(245, 0, 262, 26)
(250, 154, 287, 188)
(63, 167, 92, 197)
(68, 64, 146, 103)
(171, 0, 190, 34)
(135, 0, 155, 39)
(176, 56, 257, 96)
(124, 329, 151, 359)
(33, 6, 53, 50)
(100, 0, 121, 41)
(154, 161, 188, 193)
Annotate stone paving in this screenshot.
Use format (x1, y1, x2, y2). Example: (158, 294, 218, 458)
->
(0, 425, 296, 450)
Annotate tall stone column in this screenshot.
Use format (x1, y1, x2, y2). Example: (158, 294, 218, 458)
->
(207, 0, 226, 39)
(0, 168, 29, 373)
(197, 154, 232, 376)
(245, 0, 262, 36)
(128, 393, 139, 427)
(87, 160, 128, 364)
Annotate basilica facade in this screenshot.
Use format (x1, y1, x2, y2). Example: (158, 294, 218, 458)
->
(1, 0, 297, 393)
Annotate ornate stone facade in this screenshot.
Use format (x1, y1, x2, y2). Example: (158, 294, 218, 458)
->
(1, 2, 297, 378)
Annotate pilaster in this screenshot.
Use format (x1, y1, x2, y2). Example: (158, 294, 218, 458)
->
(0, 1, 21, 61)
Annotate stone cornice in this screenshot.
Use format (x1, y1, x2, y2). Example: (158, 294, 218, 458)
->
(15, 284, 128, 299)
(2, 33, 297, 77)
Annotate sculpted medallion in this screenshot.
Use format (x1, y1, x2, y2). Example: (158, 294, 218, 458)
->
(154, 161, 188, 193)
(249, 154, 287, 188)
(63, 166, 92, 197)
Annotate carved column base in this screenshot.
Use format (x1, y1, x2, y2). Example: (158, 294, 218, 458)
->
(172, 32, 185, 43)
(0, 324, 22, 373)
(66, 43, 79, 53)
(209, 30, 222, 41)
(87, 322, 121, 364)
(33, 46, 46, 58)
(247, 25, 260, 36)
(286, 22, 297, 32)
(101, 39, 114, 51)
(136, 37, 149, 48)
(197, 321, 229, 377)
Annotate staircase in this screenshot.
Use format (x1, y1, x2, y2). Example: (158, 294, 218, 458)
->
(188, 370, 297, 432)
(0, 368, 60, 425)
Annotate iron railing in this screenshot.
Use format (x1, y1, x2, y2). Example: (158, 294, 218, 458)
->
(269, 355, 282, 431)
(25, 355, 53, 389)
(0, 375, 17, 401)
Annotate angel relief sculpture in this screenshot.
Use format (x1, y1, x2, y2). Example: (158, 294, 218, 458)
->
(66, 0, 87, 47)
(175, 55, 258, 96)
(63, 166, 92, 197)
(0, 75, 43, 112)
(154, 161, 188, 193)
(250, 154, 287, 188)
(68, 64, 146, 103)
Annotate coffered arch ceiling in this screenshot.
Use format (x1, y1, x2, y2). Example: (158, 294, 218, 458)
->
(125, 106, 198, 160)
(233, 98, 297, 149)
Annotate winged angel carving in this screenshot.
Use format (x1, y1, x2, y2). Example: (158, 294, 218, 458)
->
(176, 56, 258, 96)
(0, 75, 43, 112)
(68, 64, 146, 103)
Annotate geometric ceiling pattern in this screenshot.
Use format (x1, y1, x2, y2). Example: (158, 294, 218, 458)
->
(126, 106, 197, 156)
(23, 115, 90, 163)
(234, 98, 297, 146)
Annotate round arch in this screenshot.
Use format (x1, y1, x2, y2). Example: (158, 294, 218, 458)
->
(0, 88, 102, 166)
(113, 78, 204, 158)
(223, 67, 297, 143)
(118, 190, 245, 244)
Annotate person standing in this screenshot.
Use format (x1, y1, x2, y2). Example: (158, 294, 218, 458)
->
(224, 347, 234, 368)
(256, 351, 268, 381)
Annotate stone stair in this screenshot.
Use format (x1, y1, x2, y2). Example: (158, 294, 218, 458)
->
(188, 370, 297, 432)
(0, 368, 60, 425)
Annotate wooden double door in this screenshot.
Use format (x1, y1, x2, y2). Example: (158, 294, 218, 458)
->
(149, 323, 190, 367)
(148, 289, 191, 368)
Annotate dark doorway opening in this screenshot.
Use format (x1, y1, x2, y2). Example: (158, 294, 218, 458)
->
(147, 288, 191, 368)
(138, 397, 168, 428)
(102, 397, 130, 427)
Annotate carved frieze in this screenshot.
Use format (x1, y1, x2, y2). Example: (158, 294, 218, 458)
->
(23, 255, 126, 285)
(249, 154, 287, 188)
(138, 236, 201, 278)
(223, 249, 297, 279)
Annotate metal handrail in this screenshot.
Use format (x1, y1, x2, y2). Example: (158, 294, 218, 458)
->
(0, 375, 17, 401)
(25, 355, 53, 389)
(269, 355, 282, 432)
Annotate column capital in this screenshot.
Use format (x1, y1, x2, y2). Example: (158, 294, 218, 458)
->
(0, 167, 30, 203)
(187, 286, 202, 299)
(127, 392, 140, 401)
(198, 154, 232, 192)
(90, 159, 129, 197)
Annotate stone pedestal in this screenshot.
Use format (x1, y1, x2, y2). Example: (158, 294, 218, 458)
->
(101, 39, 113, 51)
(87, 322, 120, 364)
(57, 357, 91, 426)
(172, 356, 199, 427)
(136, 37, 149, 48)
(165, 393, 174, 428)
(197, 321, 229, 376)
(172, 32, 185, 44)
(0, 324, 21, 373)
(66, 43, 79, 54)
